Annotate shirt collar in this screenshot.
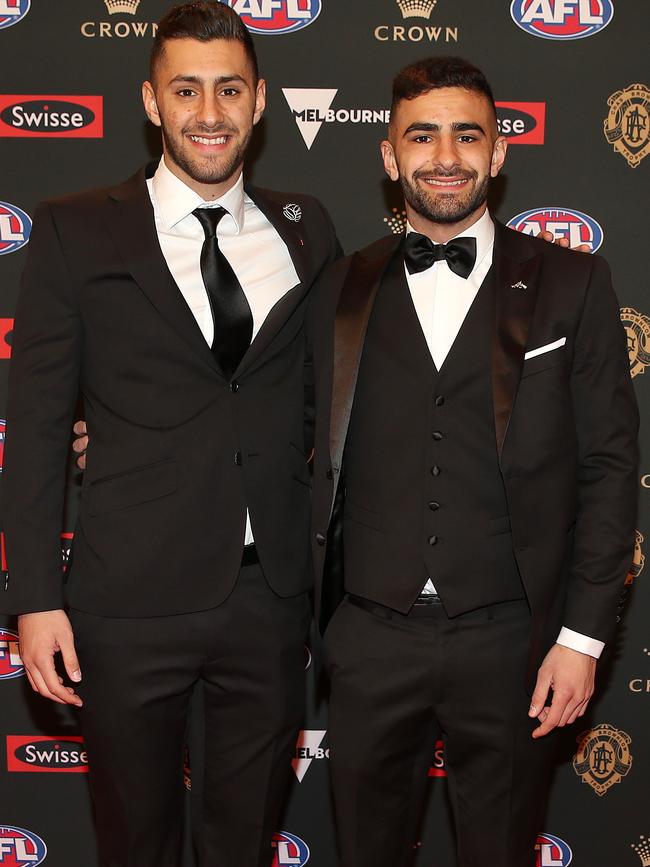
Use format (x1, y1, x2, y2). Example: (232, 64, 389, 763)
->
(151, 156, 246, 233)
(405, 208, 495, 271)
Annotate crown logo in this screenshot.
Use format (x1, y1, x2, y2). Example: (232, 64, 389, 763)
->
(104, 0, 141, 14)
(631, 836, 650, 867)
(383, 207, 407, 235)
(396, 0, 437, 19)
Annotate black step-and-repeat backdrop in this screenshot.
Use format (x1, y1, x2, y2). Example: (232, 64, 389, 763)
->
(1, 1, 649, 865)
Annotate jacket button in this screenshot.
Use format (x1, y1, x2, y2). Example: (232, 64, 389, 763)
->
(316, 533, 326, 546)
(432, 430, 444, 441)
(428, 501, 440, 511)
(435, 395, 445, 406)
(431, 465, 441, 477)
(230, 380, 239, 393)
(234, 451, 242, 466)
(326, 467, 334, 480)
(428, 535, 438, 546)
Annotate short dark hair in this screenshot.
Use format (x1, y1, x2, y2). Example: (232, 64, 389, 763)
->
(150, 2, 259, 83)
(391, 56, 496, 118)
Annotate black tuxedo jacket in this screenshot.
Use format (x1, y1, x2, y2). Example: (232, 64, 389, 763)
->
(2, 164, 340, 616)
(308, 221, 638, 675)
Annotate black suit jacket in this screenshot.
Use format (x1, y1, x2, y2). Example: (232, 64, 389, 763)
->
(2, 164, 340, 616)
(308, 221, 638, 676)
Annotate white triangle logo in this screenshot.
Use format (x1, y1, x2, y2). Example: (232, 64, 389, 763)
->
(282, 88, 338, 150)
(291, 729, 327, 782)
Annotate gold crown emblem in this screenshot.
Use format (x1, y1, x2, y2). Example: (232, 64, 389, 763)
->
(104, 0, 141, 14)
(631, 836, 650, 867)
(383, 207, 407, 235)
(396, 0, 437, 19)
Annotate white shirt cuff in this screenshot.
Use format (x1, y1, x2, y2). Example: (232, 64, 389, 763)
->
(556, 627, 604, 659)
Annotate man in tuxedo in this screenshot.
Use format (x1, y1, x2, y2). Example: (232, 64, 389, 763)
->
(2, 4, 338, 865)
(309, 57, 638, 866)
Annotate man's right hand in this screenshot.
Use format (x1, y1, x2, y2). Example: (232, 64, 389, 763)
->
(72, 420, 88, 470)
(18, 610, 83, 706)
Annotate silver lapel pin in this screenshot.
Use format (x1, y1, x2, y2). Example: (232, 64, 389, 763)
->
(511, 281, 527, 290)
(283, 203, 302, 222)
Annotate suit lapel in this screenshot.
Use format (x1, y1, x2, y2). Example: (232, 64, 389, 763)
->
(105, 165, 221, 376)
(491, 221, 542, 457)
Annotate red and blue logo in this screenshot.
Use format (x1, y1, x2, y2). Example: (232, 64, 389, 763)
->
(511, 0, 613, 40)
(507, 207, 604, 253)
(0, 629, 24, 680)
(221, 0, 322, 35)
(0, 202, 31, 255)
(535, 832, 572, 866)
(0, 0, 30, 31)
(0, 826, 47, 865)
(272, 831, 310, 866)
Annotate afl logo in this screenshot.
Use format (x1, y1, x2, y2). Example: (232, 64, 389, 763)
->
(222, 0, 322, 35)
(535, 833, 572, 866)
(0, 0, 31, 31)
(272, 831, 310, 866)
(0, 826, 47, 865)
(0, 628, 24, 680)
(507, 207, 603, 252)
(0, 202, 31, 255)
(510, 0, 614, 40)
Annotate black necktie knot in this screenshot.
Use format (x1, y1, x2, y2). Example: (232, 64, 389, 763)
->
(403, 232, 477, 280)
(193, 206, 227, 239)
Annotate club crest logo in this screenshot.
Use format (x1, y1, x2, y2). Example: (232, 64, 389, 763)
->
(604, 84, 650, 169)
(620, 307, 650, 378)
(631, 836, 650, 866)
(397, 0, 437, 18)
(510, 0, 614, 40)
(535, 833, 573, 866)
(0, 628, 23, 679)
(0, 826, 47, 865)
(507, 207, 603, 252)
(573, 723, 633, 796)
(0, 202, 31, 255)
(221, 1, 322, 35)
(272, 831, 310, 866)
(0, 0, 30, 30)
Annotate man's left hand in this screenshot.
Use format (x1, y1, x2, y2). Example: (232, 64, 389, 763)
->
(537, 230, 591, 253)
(528, 644, 596, 738)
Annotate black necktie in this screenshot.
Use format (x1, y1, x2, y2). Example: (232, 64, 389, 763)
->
(193, 206, 253, 379)
(403, 232, 477, 280)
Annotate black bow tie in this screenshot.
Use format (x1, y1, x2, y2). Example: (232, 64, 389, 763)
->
(403, 232, 477, 280)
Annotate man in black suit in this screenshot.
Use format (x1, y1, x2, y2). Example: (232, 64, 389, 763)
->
(308, 57, 638, 867)
(2, 4, 338, 866)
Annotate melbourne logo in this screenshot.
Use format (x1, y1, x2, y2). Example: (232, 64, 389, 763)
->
(604, 84, 650, 169)
(291, 730, 327, 782)
(0, 96, 103, 138)
(0, 0, 30, 30)
(510, 0, 613, 40)
(0, 202, 30, 255)
(272, 831, 310, 866)
(81, 0, 157, 38)
(535, 833, 572, 866)
(496, 102, 546, 144)
(283, 88, 390, 149)
(220, 1, 321, 35)
(0, 827, 47, 865)
(620, 308, 650, 378)
(631, 835, 650, 866)
(375, 0, 458, 43)
(0, 628, 23, 679)
(507, 207, 603, 252)
(7, 736, 89, 773)
(573, 723, 633, 796)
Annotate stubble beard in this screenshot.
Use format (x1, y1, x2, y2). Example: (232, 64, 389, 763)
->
(161, 122, 253, 187)
(401, 168, 490, 226)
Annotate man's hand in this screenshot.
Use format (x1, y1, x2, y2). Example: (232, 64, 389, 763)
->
(537, 230, 591, 253)
(528, 644, 595, 738)
(18, 610, 83, 706)
(72, 420, 88, 470)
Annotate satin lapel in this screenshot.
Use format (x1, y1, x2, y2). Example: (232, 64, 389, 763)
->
(105, 168, 221, 376)
(492, 222, 542, 457)
(329, 235, 402, 505)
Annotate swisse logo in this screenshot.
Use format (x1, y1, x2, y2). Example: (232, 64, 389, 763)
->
(511, 0, 614, 40)
(292, 730, 327, 782)
(282, 88, 390, 149)
(496, 102, 546, 144)
(0, 96, 103, 138)
(0, 629, 23, 680)
(0, 202, 30, 255)
(272, 831, 310, 866)
(428, 738, 447, 777)
(507, 207, 603, 252)
(0, 319, 12, 358)
(0, 0, 30, 30)
(0, 826, 47, 865)
(7, 736, 89, 773)
(221, 0, 322, 35)
(535, 833, 572, 866)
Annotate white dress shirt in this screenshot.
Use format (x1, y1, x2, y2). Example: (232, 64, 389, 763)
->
(406, 210, 603, 658)
(147, 157, 300, 546)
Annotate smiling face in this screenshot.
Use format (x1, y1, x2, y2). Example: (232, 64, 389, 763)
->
(381, 86, 507, 241)
(142, 37, 265, 200)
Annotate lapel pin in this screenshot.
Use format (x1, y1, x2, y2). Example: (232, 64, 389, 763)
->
(511, 281, 527, 290)
(283, 203, 302, 223)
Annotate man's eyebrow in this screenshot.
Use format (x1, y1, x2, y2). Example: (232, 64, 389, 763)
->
(167, 74, 247, 86)
(402, 120, 486, 136)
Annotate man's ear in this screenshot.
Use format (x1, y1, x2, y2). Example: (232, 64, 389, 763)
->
(381, 139, 399, 181)
(253, 78, 266, 126)
(490, 135, 508, 178)
(142, 80, 161, 128)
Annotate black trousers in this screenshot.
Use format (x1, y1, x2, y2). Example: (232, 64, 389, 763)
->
(324, 596, 558, 867)
(69, 562, 310, 867)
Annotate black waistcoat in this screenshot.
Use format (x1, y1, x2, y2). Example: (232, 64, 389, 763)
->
(343, 251, 525, 615)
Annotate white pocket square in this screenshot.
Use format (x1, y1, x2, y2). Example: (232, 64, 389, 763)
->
(524, 337, 566, 361)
